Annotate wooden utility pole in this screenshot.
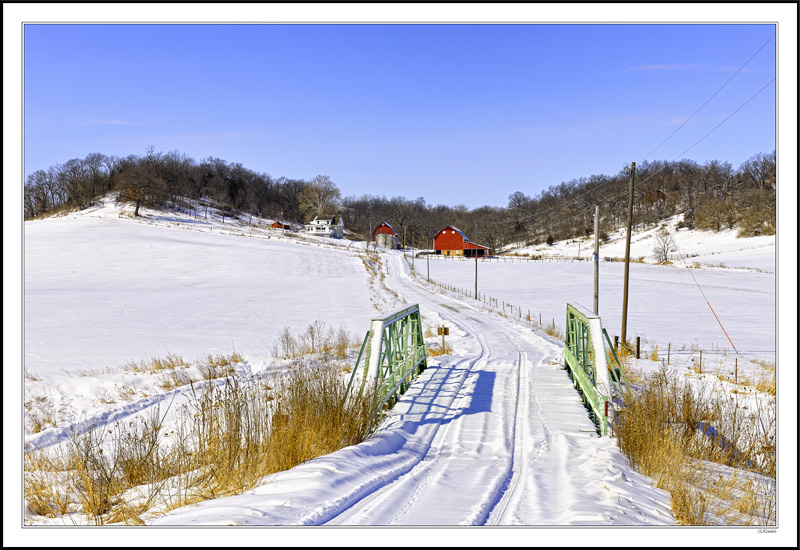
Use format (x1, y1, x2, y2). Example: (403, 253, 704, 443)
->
(621, 162, 635, 345)
(474, 222, 479, 299)
(427, 236, 430, 282)
(593, 205, 600, 315)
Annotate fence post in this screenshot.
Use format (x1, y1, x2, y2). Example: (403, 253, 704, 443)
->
(667, 342, 670, 365)
(636, 336, 640, 359)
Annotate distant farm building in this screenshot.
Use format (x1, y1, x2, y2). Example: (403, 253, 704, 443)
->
(434, 225, 493, 257)
(271, 221, 292, 230)
(304, 215, 344, 238)
(372, 222, 402, 249)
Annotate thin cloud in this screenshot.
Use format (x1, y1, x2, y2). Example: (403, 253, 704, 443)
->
(714, 65, 755, 73)
(112, 130, 252, 145)
(665, 115, 689, 125)
(77, 118, 141, 127)
(596, 114, 653, 128)
(75, 117, 173, 127)
(624, 64, 700, 71)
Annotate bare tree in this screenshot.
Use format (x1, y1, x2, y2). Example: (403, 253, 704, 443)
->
(739, 151, 776, 190)
(59, 158, 93, 209)
(115, 147, 165, 216)
(24, 170, 54, 218)
(299, 175, 341, 221)
(652, 229, 676, 264)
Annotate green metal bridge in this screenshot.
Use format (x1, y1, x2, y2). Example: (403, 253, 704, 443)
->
(345, 303, 428, 433)
(345, 301, 628, 438)
(564, 303, 629, 436)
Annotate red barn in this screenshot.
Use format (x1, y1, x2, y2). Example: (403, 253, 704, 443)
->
(271, 221, 291, 230)
(372, 221, 397, 240)
(434, 226, 493, 257)
(372, 222, 402, 249)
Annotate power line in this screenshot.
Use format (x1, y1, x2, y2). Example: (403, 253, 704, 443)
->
(517, 74, 775, 234)
(667, 78, 775, 162)
(669, 235, 740, 354)
(513, 34, 775, 227)
(642, 34, 775, 161)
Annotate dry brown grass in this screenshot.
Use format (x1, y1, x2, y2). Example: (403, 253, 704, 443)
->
(272, 321, 355, 361)
(25, 395, 57, 434)
(147, 352, 242, 390)
(427, 342, 452, 357)
(542, 319, 564, 340)
(160, 370, 193, 391)
(24, 342, 374, 525)
(752, 360, 776, 396)
(24, 453, 73, 518)
(424, 324, 453, 356)
(124, 353, 186, 374)
(615, 363, 776, 525)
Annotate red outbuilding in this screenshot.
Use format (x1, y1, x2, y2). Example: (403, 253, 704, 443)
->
(372, 222, 402, 249)
(433, 226, 493, 257)
(372, 221, 397, 240)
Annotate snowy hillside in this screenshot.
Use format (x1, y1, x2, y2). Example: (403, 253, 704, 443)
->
(15, 197, 789, 546)
(504, 213, 775, 273)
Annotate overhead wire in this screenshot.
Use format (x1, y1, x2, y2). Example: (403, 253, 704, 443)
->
(669, 237, 741, 355)
(511, 73, 775, 233)
(641, 34, 775, 161)
(511, 33, 775, 226)
(496, 34, 775, 353)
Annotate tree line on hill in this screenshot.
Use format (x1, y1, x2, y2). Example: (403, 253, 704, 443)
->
(25, 147, 775, 250)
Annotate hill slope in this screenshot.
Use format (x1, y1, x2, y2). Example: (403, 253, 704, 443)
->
(19, 197, 783, 543)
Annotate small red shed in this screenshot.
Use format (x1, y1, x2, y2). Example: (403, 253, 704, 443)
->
(434, 226, 493, 257)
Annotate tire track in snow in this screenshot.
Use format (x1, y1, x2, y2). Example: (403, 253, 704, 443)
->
(323, 300, 496, 525)
(325, 254, 550, 525)
(380, 253, 609, 525)
(395, 256, 562, 524)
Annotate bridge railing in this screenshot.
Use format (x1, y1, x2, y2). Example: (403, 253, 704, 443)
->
(564, 303, 628, 436)
(345, 303, 428, 433)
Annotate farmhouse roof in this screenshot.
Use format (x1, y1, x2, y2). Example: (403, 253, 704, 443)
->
(311, 216, 339, 224)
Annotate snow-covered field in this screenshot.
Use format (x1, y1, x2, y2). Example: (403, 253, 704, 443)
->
(12, 199, 795, 546)
(23, 199, 376, 379)
(422, 236, 776, 366)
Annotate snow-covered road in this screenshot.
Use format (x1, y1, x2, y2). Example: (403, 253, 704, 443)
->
(324, 253, 674, 525)
(153, 251, 676, 526)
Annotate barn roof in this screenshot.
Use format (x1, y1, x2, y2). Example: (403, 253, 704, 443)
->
(374, 221, 397, 234)
(438, 225, 468, 240)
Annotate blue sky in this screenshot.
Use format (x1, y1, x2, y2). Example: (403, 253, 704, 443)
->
(22, 21, 779, 209)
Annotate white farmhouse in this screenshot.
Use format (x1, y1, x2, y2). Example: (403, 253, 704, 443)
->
(304, 215, 344, 238)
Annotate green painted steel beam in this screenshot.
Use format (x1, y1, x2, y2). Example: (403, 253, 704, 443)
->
(564, 303, 614, 436)
(346, 304, 429, 435)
